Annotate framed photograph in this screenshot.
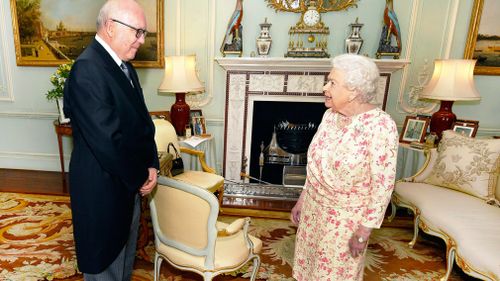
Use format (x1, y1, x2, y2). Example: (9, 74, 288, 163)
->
(192, 116, 207, 136)
(464, 0, 500, 75)
(189, 109, 203, 130)
(190, 109, 203, 120)
(451, 119, 479, 137)
(400, 115, 431, 144)
(370, 73, 390, 111)
(9, 0, 164, 68)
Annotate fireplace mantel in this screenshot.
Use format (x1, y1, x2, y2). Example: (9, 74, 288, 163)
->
(215, 57, 410, 73)
(216, 57, 409, 181)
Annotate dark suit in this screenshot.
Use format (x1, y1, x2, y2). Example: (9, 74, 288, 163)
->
(63, 39, 159, 274)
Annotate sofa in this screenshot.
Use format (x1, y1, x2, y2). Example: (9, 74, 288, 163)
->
(389, 130, 500, 281)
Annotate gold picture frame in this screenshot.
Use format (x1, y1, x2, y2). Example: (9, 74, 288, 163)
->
(463, 0, 499, 75)
(9, 0, 164, 68)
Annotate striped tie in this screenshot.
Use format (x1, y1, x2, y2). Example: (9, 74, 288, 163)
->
(120, 62, 134, 87)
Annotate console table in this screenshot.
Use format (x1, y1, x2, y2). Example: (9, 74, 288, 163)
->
(53, 120, 72, 193)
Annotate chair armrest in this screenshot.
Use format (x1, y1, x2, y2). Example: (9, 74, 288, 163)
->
(180, 147, 216, 173)
(217, 218, 247, 237)
(406, 148, 438, 182)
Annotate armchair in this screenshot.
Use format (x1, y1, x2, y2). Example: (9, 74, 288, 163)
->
(153, 118, 225, 205)
(149, 176, 262, 281)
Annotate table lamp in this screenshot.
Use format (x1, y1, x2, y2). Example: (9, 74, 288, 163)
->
(419, 59, 480, 140)
(158, 55, 204, 136)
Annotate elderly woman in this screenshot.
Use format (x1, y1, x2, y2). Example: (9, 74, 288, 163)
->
(291, 54, 398, 280)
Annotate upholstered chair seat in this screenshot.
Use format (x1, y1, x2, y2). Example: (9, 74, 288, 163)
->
(153, 118, 225, 205)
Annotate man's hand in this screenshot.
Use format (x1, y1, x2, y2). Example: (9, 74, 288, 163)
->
(139, 168, 158, 196)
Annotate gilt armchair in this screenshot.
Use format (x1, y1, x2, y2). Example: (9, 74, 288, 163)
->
(149, 176, 262, 281)
(153, 118, 225, 205)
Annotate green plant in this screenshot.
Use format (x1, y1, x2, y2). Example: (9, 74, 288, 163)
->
(46, 61, 73, 101)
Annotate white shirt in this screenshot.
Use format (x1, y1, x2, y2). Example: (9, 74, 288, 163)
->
(95, 35, 123, 67)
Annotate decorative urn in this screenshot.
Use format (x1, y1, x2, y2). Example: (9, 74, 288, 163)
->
(256, 18, 272, 56)
(345, 18, 364, 54)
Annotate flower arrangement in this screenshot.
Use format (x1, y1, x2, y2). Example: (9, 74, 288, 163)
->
(46, 61, 73, 101)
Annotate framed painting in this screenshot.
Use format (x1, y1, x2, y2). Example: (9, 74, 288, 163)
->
(400, 115, 431, 144)
(451, 119, 479, 138)
(9, 0, 164, 68)
(464, 0, 499, 75)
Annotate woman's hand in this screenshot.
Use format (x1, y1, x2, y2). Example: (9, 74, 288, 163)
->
(290, 190, 306, 225)
(348, 225, 372, 258)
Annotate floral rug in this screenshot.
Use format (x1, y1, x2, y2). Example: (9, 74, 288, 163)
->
(0, 192, 477, 281)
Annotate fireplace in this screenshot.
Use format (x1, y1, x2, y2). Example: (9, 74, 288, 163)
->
(248, 101, 325, 185)
(216, 57, 409, 184)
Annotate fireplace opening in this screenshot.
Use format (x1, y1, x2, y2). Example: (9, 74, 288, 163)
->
(248, 101, 326, 186)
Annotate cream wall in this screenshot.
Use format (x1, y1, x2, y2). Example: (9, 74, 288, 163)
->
(0, 0, 498, 173)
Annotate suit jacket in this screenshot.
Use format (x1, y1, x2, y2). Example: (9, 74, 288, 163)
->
(63, 39, 159, 273)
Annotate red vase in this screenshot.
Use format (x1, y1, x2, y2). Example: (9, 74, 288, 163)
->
(170, 92, 190, 136)
(430, 100, 456, 142)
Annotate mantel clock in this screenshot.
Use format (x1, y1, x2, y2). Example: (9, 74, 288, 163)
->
(266, 0, 358, 58)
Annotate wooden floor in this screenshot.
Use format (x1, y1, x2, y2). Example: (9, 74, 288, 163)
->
(0, 168, 296, 218)
(0, 169, 68, 195)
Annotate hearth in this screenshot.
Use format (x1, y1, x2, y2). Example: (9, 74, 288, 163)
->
(224, 182, 302, 200)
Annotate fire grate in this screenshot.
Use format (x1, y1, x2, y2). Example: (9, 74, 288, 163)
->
(223, 182, 302, 201)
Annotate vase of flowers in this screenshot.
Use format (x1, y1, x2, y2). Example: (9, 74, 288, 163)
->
(46, 61, 73, 124)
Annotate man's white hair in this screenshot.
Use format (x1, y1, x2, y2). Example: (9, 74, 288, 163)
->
(96, 0, 123, 31)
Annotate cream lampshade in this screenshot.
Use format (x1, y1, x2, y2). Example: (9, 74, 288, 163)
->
(158, 55, 204, 136)
(419, 59, 480, 140)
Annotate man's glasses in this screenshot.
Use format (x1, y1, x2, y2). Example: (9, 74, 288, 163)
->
(111, 18, 147, 39)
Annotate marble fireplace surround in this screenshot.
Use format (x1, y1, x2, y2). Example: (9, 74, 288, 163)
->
(215, 58, 409, 181)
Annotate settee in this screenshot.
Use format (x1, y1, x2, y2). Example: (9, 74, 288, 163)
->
(389, 130, 500, 281)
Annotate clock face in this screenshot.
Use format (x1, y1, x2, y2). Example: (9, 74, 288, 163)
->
(303, 9, 320, 27)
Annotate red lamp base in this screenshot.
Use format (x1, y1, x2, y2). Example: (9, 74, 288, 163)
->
(430, 100, 456, 141)
(170, 92, 190, 136)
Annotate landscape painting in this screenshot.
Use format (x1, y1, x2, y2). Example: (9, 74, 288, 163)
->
(10, 0, 164, 68)
(464, 0, 499, 75)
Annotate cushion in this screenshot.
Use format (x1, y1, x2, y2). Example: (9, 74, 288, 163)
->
(422, 130, 500, 201)
(173, 171, 224, 193)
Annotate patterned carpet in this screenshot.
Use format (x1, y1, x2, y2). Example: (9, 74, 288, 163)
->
(0, 192, 477, 281)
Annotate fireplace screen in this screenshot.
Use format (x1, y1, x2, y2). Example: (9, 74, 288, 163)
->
(248, 101, 326, 186)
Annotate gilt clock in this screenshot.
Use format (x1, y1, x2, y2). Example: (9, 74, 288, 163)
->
(266, 0, 359, 58)
(303, 7, 320, 27)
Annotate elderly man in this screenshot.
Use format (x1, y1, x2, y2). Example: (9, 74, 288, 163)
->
(63, 0, 159, 280)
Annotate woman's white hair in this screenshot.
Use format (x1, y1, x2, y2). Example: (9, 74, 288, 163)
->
(331, 54, 380, 103)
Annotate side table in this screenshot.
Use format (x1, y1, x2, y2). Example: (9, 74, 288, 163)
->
(178, 136, 217, 171)
(53, 120, 72, 193)
(397, 142, 426, 180)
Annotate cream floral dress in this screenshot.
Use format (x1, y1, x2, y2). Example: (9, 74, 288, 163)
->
(293, 108, 398, 281)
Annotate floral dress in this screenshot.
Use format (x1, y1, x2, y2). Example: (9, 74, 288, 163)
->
(293, 108, 398, 281)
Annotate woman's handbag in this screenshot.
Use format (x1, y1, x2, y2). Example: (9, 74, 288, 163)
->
(158, 152, 173, 177)
(167, 143, 184, 176)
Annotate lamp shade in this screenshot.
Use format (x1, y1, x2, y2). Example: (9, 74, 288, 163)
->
(420, 59, 480, 101)
(158, 55, 204, 93)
